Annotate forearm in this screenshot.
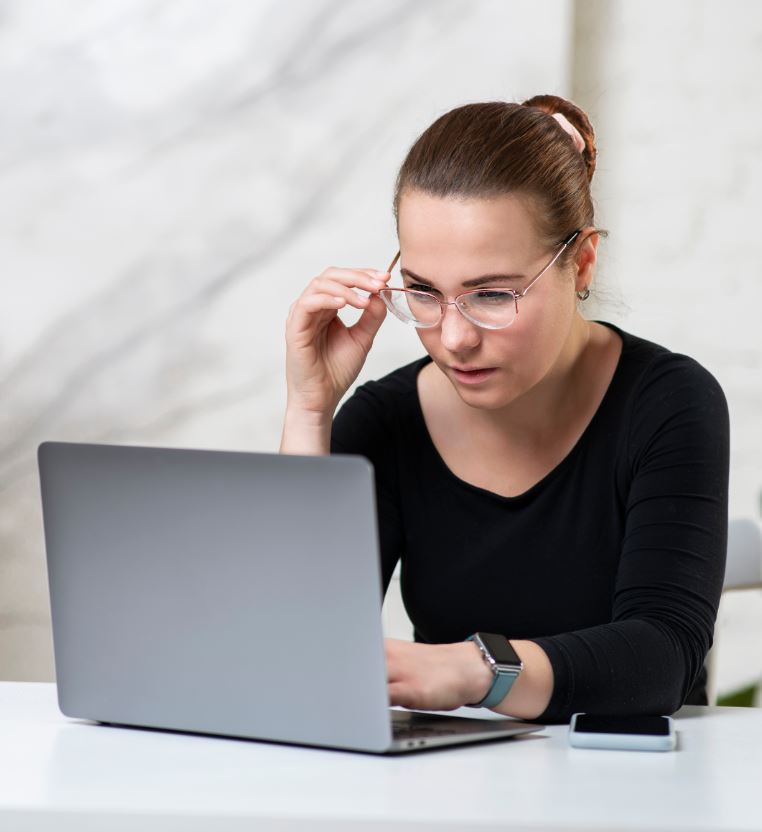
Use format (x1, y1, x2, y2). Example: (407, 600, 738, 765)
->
(279, 406, 332, 455)
(529, 619, 706, 720)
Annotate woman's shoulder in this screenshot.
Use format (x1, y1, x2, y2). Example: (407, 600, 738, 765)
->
(598, 321, 729, 450)
(331, 355, 431, 453)
(343, 354, 432, 409)
(599, 320, 725, 399)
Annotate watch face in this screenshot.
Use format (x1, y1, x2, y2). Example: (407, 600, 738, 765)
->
(479, 633, 522, 666)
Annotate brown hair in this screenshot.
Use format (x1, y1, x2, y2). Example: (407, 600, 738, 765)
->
(392, 94, 604, 266)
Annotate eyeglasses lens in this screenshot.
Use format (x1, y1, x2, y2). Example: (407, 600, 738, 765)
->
(459, 291, 517, 328)
(380, 275, 517, 329)
(380, 288, 440, 327)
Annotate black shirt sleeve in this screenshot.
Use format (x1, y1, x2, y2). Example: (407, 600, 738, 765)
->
(529, 354, 730, 723)
(330, 380, 404, 597)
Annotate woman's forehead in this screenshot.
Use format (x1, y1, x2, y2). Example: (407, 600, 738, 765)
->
(397, 192, 544, 273)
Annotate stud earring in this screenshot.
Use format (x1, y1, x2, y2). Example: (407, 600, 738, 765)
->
(576, 287, 590, 301)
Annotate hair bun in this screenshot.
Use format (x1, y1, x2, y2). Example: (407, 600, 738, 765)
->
(521, 94, 597, 183)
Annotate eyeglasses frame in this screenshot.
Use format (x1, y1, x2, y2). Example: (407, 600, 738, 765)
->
(382, 228, 582, 330)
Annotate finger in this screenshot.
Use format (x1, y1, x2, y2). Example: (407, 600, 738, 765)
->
(310, 278, 373, 309)
(317, 269, 389, 293)
(348, 295, 387, 349)
(289, 293, 346, 321)
(388, 682, 414, 708)
(287, 294, 345, 336)
(321, 266, 390, 282)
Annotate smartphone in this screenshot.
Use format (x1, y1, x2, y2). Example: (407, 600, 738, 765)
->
(568, 713, 676, 751)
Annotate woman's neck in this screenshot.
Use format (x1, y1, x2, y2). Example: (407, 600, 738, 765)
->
(445, 316, 595, 447)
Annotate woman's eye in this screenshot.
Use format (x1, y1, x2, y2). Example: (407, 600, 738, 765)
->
(473, 290, 513, 302)
(407, 283, 436, 294)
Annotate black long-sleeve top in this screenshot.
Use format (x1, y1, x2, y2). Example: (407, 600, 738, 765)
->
(330, 320, 730, 724)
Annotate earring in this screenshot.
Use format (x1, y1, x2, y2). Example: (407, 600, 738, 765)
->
(576, 287, 590, 301)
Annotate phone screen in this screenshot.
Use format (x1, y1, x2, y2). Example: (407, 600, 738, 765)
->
(574, 715, 671, 736)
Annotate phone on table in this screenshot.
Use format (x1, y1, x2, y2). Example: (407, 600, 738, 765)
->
(568, 713, 676, 752)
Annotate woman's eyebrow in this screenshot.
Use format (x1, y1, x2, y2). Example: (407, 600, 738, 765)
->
(400, 267, 527, 288)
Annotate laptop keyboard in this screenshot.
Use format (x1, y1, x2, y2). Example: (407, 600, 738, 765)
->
(392, 724, 459, 739)
(390, 709, 491, 739)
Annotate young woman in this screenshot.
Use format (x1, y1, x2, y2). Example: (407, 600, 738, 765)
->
(280, 95, 730, 724)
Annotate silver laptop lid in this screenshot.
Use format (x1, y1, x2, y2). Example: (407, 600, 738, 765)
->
(38, 441, 393, 752)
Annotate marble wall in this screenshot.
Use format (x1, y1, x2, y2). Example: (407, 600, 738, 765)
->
(1, 0, 572, 679)
(2, 0, 760, 700)
(575, 0, 762, 522)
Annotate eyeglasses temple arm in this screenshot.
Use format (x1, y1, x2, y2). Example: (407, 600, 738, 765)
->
(516, 229, 582, 299)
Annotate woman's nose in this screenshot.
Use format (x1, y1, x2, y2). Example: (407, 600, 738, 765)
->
(438, 303, 481, 352)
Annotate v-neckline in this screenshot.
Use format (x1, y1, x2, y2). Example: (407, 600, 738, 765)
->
(411, 320, 628, 503)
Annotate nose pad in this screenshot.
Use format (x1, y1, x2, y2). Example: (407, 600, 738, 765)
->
(439, 302, 481, 351)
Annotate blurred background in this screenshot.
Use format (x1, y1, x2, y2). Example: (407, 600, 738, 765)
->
(2, 0, 760, 704)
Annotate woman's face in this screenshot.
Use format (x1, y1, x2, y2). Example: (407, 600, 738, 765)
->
(396, 190, 589, 412)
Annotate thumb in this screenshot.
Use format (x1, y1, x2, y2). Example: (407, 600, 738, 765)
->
(348, 293, 387, 351)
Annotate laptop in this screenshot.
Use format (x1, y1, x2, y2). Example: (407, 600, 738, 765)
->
(37, 441, 544, 754)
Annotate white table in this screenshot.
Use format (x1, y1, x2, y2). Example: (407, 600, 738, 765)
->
(1, 682, 761, 831)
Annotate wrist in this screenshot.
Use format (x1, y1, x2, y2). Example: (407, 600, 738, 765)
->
(488, 640, 554, 720)
(280, 406, 333, 455)
(284, 402, 333, 427)
(460, 640, 495, 705)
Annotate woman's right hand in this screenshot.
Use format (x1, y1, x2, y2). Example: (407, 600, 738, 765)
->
(285, 266, 391, 417)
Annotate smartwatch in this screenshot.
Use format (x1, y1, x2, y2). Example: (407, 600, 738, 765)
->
(465, 633, 524, 708)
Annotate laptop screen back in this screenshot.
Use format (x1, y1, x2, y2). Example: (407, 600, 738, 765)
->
(38, 442, 392, 752)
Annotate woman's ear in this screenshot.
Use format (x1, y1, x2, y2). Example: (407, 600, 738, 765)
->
(573, 228, 599, 293)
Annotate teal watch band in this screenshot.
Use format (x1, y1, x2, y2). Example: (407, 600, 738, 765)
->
(466, 633, 523, 708)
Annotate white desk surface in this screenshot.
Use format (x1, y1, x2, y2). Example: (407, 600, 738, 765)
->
(1, 682, 761, 832)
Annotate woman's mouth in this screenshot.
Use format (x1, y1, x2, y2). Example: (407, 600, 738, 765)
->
(450, 366, 497, 385)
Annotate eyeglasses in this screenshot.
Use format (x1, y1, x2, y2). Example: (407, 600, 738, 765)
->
(380, 229, 581, 330)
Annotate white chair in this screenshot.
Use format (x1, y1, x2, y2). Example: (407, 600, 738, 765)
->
(705, 518, 762, 706)
(723, 518, 762, 591)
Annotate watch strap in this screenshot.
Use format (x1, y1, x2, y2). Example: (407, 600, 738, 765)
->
(466, 633, 522, 708)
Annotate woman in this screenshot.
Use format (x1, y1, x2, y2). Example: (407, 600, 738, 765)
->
(280, 95, 730, 724)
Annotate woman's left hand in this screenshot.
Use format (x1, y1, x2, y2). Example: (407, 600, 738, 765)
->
(385, 638, 493, 711)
